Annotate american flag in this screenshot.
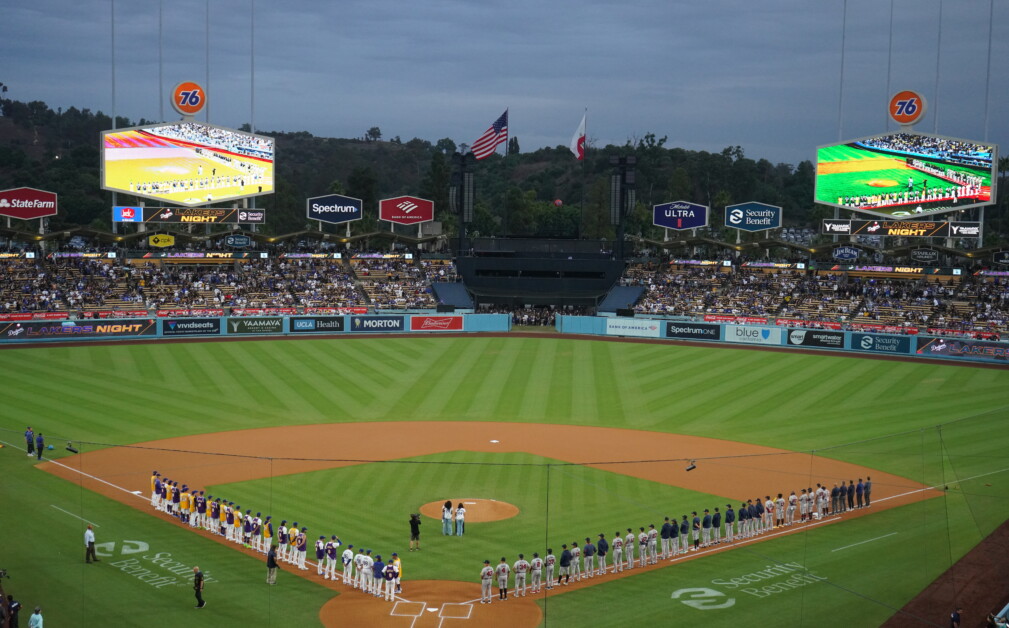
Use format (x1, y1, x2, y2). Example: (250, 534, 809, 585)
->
(470, 109, 508, 160)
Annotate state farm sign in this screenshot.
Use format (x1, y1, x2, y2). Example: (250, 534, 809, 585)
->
(0, 187, 58, 220)
(379, 195, 433, 226)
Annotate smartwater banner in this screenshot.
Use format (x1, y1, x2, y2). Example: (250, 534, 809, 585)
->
(410, 316, 464, 332)
(605, 318, 661, 338)
(227, 317, 284, 335)
(916, 337, 1009, 362)
(162, 318, 221, 337)
(665, 322, 721, 341)
(850, 333, 911, 354)
(725, 325, 781, 346)
(786, 329, 845, 349)
(0, 318, 156, 341)
(350, 316, 405, 332)
(290, 317, 345, 333)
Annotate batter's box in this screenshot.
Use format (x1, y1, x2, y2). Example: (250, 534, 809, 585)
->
(391, 601, 425, 617)
(439, 603, 473, 620)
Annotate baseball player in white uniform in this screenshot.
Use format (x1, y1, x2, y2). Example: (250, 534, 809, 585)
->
(513, 554, 530, 597)
(787, 491, 797, 526)
(612, 532, 624, 572)
(545, 549, 556, 589)
(647, 524, 659, 564)
(569, 542, 581, 581)
(342, 544, 355, 585)
(495, 558, 510, 600)
(530, 553, 543, 593)
(624, 529, 636, 569)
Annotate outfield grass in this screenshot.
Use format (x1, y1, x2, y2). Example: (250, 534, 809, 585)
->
(1, 336, 1007, 626)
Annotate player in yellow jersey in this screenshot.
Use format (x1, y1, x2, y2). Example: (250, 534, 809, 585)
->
(180, 487, 191, 525)
(150, 471, 160, 509)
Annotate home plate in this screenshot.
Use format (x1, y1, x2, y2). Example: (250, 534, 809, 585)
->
(490, 440, 500, 443)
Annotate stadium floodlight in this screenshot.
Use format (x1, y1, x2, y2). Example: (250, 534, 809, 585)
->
(685, 460, 696, 472)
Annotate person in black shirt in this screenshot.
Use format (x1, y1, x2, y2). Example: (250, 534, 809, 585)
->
(193, 566, 206, 608)
(409, 514, 422, 551)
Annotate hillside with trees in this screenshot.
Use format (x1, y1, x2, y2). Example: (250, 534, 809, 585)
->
(1, 97, 1005, 244)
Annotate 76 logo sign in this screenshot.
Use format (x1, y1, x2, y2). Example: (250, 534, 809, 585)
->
(888, 90, 926, 126)
(172, 81, 207, 116)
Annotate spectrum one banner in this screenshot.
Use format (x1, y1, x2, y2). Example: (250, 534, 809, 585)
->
(605, 318, 661, 338)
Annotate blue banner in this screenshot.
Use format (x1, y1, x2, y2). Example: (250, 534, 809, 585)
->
(307, 194, 363, 224)
(850, 333, 911, 354)
(725, 202, 782, 232)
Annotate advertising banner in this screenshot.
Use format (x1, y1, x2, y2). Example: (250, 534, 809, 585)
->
(225, 234, 252, 248)
(909, 248, 939, 264)
(653, 201, 708, 230)
(786, 329, 845, 348)
(916, 337, 1009, 362)
(114, 206, 266, 224)
(704, 314, 769, 325)
(379, 196, 434, 226)
(162, 318, 221, 336)
(665, 322, 721, 341)
(149, 234, 175, 248)
(832, 246, 860, 261)
(226, 317, 283, 334)
(410, 316, 464, 332)
(850, 333, 911, 354)
(0, 319, 156, 341)
(289, 317, 346, 333)
(725, 325, 782, 346)
(0, 187, 58, 220)
(605, 318, 661, 338)
(724, 202, 782, 232)
(307, 194, 363, 224)
(350, 315, 405, 332)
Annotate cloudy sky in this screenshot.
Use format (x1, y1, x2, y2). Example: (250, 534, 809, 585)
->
(1, 0, 1005, 165)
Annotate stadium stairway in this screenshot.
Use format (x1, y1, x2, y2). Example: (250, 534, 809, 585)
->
(597, 285, 645, 312)
(431, 282, 474, 309)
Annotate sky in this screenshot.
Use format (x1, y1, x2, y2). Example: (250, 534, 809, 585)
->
(1, 0, 1006, 166)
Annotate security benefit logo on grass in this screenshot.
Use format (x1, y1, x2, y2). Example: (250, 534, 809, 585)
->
(672, 562, 828, 611)
(786, 329, 845, 348)
(726, 325, 781, 346)
(162, 318, 221, 337)
(111, 550, 220, 590)
(227, 317, 283, 335)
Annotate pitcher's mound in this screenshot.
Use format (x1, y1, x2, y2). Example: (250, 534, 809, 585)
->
(419, 499, 519, 523)
(867, 178, 899, 187)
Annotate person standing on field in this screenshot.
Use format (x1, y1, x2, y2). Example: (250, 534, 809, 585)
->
(455, 503, 466, 536)
(864, 476, 873, 507)
(192, 566, 206, 608)
(724, 504, 735, 543)
(596, 533, 609, 575)
(442, 501, 453, 535)
(35, 433, 44, 461)
(545, 548, 556, 589)
(496, 557, 510, 600)
(611, 532, 624, 572)
(480, 560, 494, 604)
(25, 426, 34, 457)
(625, 528, 636, 569)
(513, 554, 530, 596)
(530, 552, 543, 593)
(85, 524, 98, 563)
(266, 544, 279, 585)
(409, 514, 422, 551)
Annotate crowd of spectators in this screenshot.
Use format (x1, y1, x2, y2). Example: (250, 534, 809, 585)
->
(475, 304, 590, 327)
(148, 121, 274, 160)
(350, 258, 436, 309)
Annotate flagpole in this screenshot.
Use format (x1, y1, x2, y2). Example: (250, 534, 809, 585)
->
(580, 108, 587, 239)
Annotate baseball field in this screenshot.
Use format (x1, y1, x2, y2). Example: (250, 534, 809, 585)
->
(1, 334, 1007, 627)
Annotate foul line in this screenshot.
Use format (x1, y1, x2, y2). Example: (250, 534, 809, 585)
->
(50, 504, 101, 527)
(831, 532, 897, 553)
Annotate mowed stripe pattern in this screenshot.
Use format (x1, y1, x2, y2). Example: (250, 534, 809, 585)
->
(1, 338, 1006, 466)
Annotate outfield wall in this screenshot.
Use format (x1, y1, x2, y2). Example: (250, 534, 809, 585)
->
(0, 313, 510, 344)
(557, 315, 1009, 365)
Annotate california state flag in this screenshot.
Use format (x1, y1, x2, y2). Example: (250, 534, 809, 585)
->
(569, 113, 586, 160)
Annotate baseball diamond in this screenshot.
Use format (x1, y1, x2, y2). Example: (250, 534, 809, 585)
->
(1, 334, 1007, 628)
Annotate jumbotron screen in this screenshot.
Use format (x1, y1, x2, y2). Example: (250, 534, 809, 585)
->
(814, 132, 996, 218)
(101, 121, 275, 207)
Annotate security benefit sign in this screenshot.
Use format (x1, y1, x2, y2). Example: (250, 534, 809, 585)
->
(725, 325, 782, 346)
(350, 315, 405, 332)
(0, 319, 156, 342)
(653, 201, 709, 231)
(916, 337, 1009, 362)
(786, 329, 845, 349)
(725, 202, 782, 232)
(289, 317, 346, 333)
(605, 318, 661, 338)
(850, 333, 911, 354)
(307, 194, 363, 225)
(226, 317, 283, 335)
